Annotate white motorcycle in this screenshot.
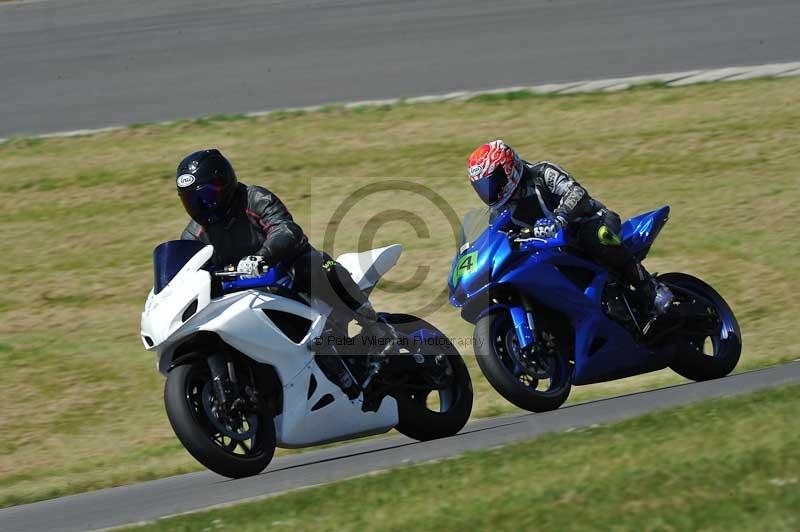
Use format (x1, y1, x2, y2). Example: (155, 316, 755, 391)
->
(141, 240, 473, 478)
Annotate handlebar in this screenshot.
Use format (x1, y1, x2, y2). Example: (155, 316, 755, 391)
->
(510, 228, 569, 249)
(221, 275, 274, 292)
(212, 266, 291, 294)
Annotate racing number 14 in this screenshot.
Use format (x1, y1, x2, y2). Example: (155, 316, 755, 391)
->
(452, 251, 478, 286)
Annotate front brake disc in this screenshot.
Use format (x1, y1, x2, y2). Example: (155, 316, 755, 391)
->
(202, 382, 258, 440)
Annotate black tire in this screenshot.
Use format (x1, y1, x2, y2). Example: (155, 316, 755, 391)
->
(164, 361, 276, 478)
(474, 312, 572, 412)
(386, 314, 473, 441)
(661, 273, 742, 381)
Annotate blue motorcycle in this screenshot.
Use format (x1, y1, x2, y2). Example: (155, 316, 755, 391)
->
(448, 206, 741, 412)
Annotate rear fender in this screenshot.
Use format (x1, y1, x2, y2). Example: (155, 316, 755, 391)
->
(337, 244, 403, 295)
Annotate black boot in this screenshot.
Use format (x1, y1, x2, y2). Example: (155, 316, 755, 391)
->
(354, 302, 400, 358)
(314, 352, 361, 400)
(309, 327, 361, 400)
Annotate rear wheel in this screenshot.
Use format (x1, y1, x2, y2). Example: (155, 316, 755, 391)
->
(386, 314, 473, 441)
(474, 312, 572, 412)
(164, 360, 276, 478)
(661, 273, 742, 381)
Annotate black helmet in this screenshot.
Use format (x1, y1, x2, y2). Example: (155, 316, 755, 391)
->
(176, 149, 238, 225)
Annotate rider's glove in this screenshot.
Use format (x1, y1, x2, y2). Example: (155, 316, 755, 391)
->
(532, 217, 565, 239)
(553, 211, 568, 228)
(236, 256, 266, 278)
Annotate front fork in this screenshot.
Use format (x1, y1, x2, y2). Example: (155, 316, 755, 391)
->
(509, 306, 536, 350)
(207, 354, 231, 398)
(505, 293, 535, 350)
(207, 353, 252, 414)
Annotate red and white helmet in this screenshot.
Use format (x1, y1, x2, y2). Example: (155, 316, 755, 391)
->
(467, 140, 523, 207)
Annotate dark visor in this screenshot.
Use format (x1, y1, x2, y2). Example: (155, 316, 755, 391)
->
(471, 165, 509, 207)
(178, 184, 227, 225)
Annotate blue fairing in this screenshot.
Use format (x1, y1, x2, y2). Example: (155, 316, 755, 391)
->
(449, 206, 674, 385)
(621, 206, 670, 257)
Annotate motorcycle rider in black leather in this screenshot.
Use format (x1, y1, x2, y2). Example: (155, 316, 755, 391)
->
(467, 140, 657, 317)
(176, 149, 397, 398)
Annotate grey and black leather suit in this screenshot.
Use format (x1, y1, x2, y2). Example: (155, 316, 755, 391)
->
(506, 161, 631, 270)
(181, 183, 368, 318)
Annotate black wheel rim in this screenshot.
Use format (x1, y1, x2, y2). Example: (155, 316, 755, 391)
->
(399, 336, 462, 415)
(686, 335, 721, 360)
(491, 315, 570, 397)
(666, 281, 739, 365)
(184, 366, 264, 457)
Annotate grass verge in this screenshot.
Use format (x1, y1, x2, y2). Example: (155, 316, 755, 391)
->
(1, 77, 799, 506)
(126, 384, 800, 531)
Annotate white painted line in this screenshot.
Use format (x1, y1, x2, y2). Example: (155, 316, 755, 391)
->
(405, 94, 450, 104)
(668, 66, 754, 86)
(404, 90, 473, 104)
(534, 82, 584, 94)
(726, 62, 800, 81)
(599, 70, 703, 92)
(2, 61, 799, 144)
(560, 78, 635, 94)
(344, 98, 397, 109)
(0, 0, 52, 8)
(35, 126, 122, 139)
(245, 106, 324, 117)
(455, 86, 529, 96)
(561, 71, 703, 94)
(776, 67, 800, 78)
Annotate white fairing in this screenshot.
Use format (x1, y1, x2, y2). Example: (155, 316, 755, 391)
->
(140, 244, 401, 448)
(336, 244, 403, 293)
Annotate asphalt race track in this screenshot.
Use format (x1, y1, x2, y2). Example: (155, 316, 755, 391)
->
(2, 362, 799, 532)
(2, 0, 800, 137)
(3, 1, 800, 530)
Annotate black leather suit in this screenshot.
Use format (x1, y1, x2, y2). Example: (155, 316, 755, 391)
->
(181, 183, 367, 318)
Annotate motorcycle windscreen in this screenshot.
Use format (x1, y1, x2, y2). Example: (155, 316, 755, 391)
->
(153, 240, 208, 294)
(456, 208, 493, 251)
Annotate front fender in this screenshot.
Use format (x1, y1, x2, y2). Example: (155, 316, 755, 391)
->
(458, 283, 507, 323)
(466, 303, 513, 324)
(458, 284, 535, 349)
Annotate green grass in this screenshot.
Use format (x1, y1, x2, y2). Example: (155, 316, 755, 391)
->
(125, 384, 800, 531)
(1, 77, 799, 507)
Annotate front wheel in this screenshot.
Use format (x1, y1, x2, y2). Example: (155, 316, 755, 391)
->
(164, 360, 276, 478)
(474, 312, 572, 412)
(661, 273, 742, 381)
(386, 314, 473, 441)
